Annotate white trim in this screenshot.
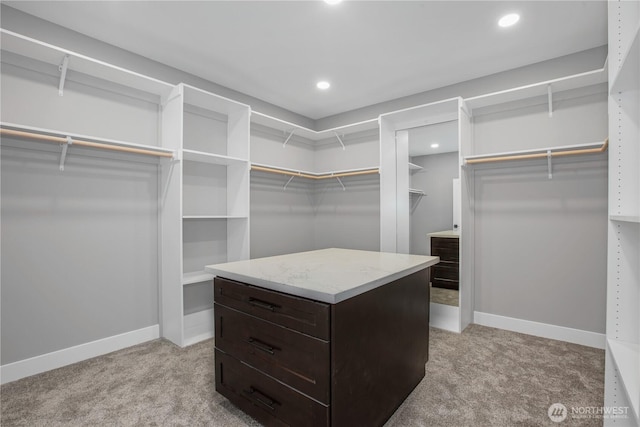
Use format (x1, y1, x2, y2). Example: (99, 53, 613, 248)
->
(430, 303, 461, 333)
(474, 311, 605, 349)
(182, 308, 215, 347)
(0, 325, 159, 385)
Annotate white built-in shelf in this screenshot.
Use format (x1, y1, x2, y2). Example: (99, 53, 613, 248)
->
(409, 162, 423, 171)
(182, 149, 248, 165)
(0, 122, 175, 159)
(465, 67, 607, 113)
(182, 271, 215, 286)
(251, 162, 380, 179)
(182, 84, 250, 116)
(464, 141, 607, 166)
(610, 215, 640, 223)
(409, 188, 425, 196)
(608, 339, 640, 421)
(0, 29, 174, 101)
(251, 111, 378, 142)
(611, 23, 640, 94)
(182, 215, 248, 220)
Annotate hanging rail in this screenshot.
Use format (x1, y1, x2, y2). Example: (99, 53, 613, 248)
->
(465, 139, 608, 165)
(0, 128, 174, 159)
(250, 164, 379, 180)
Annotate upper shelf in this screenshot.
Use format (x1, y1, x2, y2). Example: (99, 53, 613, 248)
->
(182, 84, 250, 117)
(251, 111, 378, 142)
(1, 29, 174, 102)
(465, 67, 607, 113)
(182, 149, 248, 165)
(611, 23, 640, 94)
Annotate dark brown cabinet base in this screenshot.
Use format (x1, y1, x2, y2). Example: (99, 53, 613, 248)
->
(214, 268, 431, 427)
(431, 237, 459, 290)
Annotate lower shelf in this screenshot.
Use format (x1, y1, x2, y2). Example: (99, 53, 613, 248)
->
(183, 271, 215, 286)
(183, 308, 215, 347)
(608, 338, 640, 421)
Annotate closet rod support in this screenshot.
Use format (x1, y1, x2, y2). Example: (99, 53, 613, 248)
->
(547, 84, 553, 118)
(58, 55, 70, 96)
(282, 130, 295, 148)
(283, 175, 295, 190)
(335, 176, 346, 191)
(547, 150, 552, 179)
(334, 132, 346, 150)
(59, 136, 72, 171)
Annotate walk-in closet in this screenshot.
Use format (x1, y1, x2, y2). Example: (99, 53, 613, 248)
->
(1, 1, 637, 426)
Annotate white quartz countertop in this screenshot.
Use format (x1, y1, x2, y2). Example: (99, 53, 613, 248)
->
(205, 248, 439, 304)
(427, 230, 460, 238)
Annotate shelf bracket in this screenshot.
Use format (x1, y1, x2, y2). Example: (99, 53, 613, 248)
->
(58, 54, 70, 96)
(547, 84, 553, 118)
(282, 130, 295, 148)
(335, 176, 346, 191)
(283, 175, 295, 190)
(59, 136, 72, 171)
(547, 150, 553, 179)
(333, 132, 346, 150)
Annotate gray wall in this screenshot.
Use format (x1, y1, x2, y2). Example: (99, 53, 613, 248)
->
(409, 152, 459, 255)
(1, 144, 159, 364)
(250, 128, 381, 257)
(472, 92, 608, 333)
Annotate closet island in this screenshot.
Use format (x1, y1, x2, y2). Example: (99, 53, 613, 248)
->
(205, 248, 439, 426)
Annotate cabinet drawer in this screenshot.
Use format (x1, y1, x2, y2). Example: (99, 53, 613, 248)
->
(214, 277, 330, 340)
(431, 238, 459, 261)
(215, 303, 330, 404)
(216, 349, 329, 427)
(432, 278, 459, 290)
(433, 263, 459, 281)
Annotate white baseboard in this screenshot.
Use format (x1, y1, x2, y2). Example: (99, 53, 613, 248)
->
(474, 311, 605, 349)
(430, 303, 461, 333)
(183, 308, 214, 347)
(0, 325, 159, 385)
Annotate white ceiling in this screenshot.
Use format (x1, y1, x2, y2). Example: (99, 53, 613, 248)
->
(409, 120, 458, 157)
(4, 1, 607, 121)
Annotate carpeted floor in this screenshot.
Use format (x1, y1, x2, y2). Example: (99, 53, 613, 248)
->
(1, 324, 604, 426)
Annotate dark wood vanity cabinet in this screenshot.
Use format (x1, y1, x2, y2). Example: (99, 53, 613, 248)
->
(213, 268, 430, 427)
(431, 237, 459, 290)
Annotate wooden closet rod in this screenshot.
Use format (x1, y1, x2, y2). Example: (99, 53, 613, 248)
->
(251, 164, 380, 180)
(0, 128, 174, 158)
(465, 139, 608, 165)
(251, 165, 318, 179)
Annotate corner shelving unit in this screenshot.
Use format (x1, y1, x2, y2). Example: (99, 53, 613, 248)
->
(161, 84, 250, 347)
(604, 1, 640, 425)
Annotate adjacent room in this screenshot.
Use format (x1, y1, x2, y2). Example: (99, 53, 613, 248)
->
(1, 1, 638, 426)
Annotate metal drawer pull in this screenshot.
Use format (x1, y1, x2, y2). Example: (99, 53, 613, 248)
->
(248, 297, 279, 311)
(243, 386, 278, 411)
(247, 337, 278, 355)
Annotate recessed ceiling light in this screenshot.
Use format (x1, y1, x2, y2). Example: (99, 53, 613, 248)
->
(431, 143, 439, 149)
(324, 0, 342, 4)
(316, 81, 331, 90)
(498, 13, 520, 28)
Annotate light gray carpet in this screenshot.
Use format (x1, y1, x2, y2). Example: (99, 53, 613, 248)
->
(1, 324, 604, 426)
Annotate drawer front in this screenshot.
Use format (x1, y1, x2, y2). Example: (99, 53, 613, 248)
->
(433, 263, 459, 281)
(431, 238, 459, 261)
(432, 278, 459, 290)
(216, 349, 329, 427)
(215, 303, 330, 404)
(215, 277, 330, 340)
